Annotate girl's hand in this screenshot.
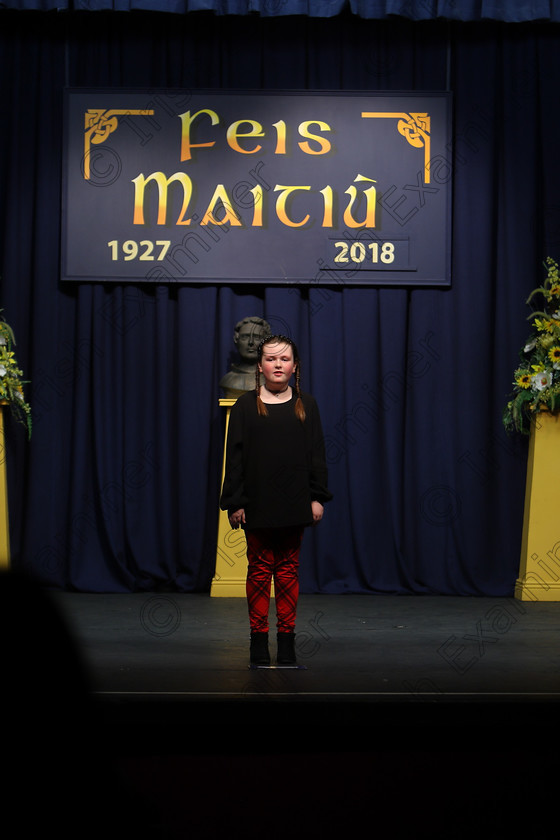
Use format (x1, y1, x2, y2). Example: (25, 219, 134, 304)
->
(311, 501, 324, 524)
(229, 508, 246, 529)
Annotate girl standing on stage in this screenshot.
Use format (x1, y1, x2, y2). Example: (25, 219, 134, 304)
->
(220, 334, 332, 667)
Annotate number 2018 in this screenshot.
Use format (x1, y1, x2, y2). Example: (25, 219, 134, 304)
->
(334, 241, 395, 264)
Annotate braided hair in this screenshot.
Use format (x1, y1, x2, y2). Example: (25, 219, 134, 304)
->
(255, 334, 306, 422)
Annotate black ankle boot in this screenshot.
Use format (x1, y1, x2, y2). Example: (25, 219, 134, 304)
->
(250, 632, 270, 665)
(277, 632, 297, 665)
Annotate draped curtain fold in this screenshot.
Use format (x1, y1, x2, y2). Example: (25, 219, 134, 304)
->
(1, 9, 558, 594)
(2, 1, 560, 20)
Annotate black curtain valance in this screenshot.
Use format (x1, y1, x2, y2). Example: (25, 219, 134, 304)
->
(2, 0, 560, 22)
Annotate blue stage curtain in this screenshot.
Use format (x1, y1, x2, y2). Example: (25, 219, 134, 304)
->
(1, 10, 558, 594)
(2, 1, 560, 21)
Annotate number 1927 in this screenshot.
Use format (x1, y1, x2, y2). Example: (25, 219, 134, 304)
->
(107, 240, 171, 261)
(334, 241, 395, 264)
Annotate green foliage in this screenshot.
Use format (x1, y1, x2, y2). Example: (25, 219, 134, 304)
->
(504, 258, 560, 435)
(0, 309, 31, 438)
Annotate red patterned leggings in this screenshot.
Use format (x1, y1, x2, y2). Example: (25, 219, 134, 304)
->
(245, 527, 304, 633)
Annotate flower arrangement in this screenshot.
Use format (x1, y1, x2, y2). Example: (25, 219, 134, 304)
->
(503, 257, 560, 434)
(0, 309, 31, 438)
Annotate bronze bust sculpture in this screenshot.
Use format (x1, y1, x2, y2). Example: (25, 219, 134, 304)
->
(220, 316, 271, 398)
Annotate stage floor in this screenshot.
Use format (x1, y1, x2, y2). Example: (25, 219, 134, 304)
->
(7, 587, 560, 838)
(52, 591, 560, 735)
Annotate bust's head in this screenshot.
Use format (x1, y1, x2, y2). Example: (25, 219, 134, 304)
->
(234, 317, 271, 364)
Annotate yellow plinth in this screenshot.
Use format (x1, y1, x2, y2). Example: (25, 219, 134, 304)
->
(516, 411, 560, 600)
(211, 399, 249, 596)
(0, 404, 10, 569)
(211, 397, 276, 597)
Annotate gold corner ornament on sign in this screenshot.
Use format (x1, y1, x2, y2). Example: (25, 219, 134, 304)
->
(83, 109, 155, 180)
(361, 112, 431, 182)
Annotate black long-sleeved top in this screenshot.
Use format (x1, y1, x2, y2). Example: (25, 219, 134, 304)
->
(220, 390, 332, 530)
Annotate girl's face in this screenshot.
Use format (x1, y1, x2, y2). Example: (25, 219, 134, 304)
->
(259, 341, 297, 390)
